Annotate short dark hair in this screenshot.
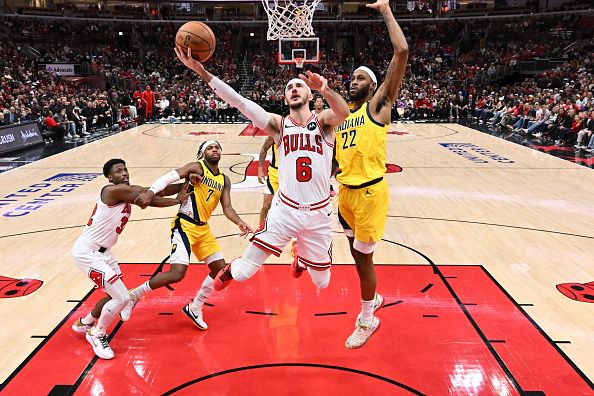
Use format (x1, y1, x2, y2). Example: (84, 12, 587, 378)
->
(103, 158, 126, 177)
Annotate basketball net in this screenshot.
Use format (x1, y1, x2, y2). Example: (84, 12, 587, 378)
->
(294, 56, 305, 68)
(261, 0, 321, 41)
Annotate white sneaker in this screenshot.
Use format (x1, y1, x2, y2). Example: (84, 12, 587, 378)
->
(72, 318, 93, 334)
(119, 291, 137, 322)
(372, 293, 384, 313)
(533, 132, 542, 138)
(345, 315, 380, 349)
(85, 328, 115, 359)
(182, 303, 208, 330)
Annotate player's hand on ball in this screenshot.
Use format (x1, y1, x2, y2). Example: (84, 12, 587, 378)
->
(299, 70, 328, 94)
(176, 182, 191, 204)
(237, 221, 255, 238)
(188, 172, 203, 186)
(175, 46, 206, 75)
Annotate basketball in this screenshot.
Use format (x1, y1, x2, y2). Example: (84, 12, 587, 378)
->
(175, 21, 216, 62)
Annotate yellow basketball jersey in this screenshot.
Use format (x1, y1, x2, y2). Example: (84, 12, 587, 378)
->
(268, 143, 278, 171)
(335, 102, 389, 186)
(191, 160, 225, 223)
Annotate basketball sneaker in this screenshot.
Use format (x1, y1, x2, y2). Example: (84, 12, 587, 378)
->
(119, 290, 138, 322)
(372, 293, 384, 313)
(85, 328, 115, 360)
(214, 264, 233, 291)
(345, 315, 380, 349)
(71, 318, 93, 334)
(182, 303, 208, 330)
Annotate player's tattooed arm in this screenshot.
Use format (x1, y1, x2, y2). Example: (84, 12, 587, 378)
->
(258, 136, 274, 184)
(220, 175, 255, 238)
(368, 0, 408, 124)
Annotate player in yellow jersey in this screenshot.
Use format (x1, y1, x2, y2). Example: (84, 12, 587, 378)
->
(257, 136, 279, 225)
(335, 0, 408, 348)
(128, 140, 254, 330)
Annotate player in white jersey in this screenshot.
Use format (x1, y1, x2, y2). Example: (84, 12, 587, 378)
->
(71, 159, 189, 359)
(174, 46, 350, 291)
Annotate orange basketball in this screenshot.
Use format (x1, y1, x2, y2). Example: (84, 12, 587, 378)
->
(175, 21, 216, 62)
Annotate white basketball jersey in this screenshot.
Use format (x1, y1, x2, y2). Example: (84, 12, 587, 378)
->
(277, 114, 334, 204)
(82, 185, 132, 248)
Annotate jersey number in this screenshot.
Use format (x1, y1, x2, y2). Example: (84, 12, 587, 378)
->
(116, 217, 128, 234)
(341, 130, 357, 149)
(206, 189, 215, 201)
(86, 204, 98, 226)
(87, 204, 128, 234)
(296, 157, 312, 182)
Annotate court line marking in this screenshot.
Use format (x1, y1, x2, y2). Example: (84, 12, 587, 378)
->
(161, 363, 426, 395)
(0, 288, 95, 392)
(1, 213, 593, 241)
(480, 266, 593, 388)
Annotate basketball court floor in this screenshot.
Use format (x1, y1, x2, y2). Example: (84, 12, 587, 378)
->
(0, 122, 592, 395)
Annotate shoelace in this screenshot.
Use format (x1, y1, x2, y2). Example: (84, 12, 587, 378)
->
(98, 335, 110, 349)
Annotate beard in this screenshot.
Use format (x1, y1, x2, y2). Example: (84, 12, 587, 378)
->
(205, 155, 220, 165)
(287, 96, 308, 110)
(349, 85, 371, 102)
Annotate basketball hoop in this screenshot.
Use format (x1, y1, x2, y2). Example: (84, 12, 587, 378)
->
(294, 56, 305, 68)
(261, 0, 321, 41)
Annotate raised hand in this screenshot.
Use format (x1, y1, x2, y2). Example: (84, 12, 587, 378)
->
(174, 46, 206, 76)
(299, 70, 328, 94)
(366, 0, 390, 11)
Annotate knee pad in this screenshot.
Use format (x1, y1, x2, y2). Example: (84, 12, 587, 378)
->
(308, 268, 330, 289)
(230, 257, 261, 282)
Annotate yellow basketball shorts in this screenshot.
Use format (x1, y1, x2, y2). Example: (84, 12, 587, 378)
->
(338, 178, 388, 243)
(170, 216, 221, 264)
(264, 167, 279, 195)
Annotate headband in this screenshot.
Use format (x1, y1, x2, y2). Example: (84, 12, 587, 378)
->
(197, 140, 222, 159)
(354, 66, 378, 85)
(285, 78, 311, 94)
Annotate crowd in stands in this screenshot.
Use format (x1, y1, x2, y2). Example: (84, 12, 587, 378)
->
(0, 12, 593, 151)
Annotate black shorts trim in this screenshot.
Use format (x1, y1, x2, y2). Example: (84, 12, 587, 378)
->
(172, 217, 192, 257)
(343, 177, 383, 190)
(337, 209, 352, 230)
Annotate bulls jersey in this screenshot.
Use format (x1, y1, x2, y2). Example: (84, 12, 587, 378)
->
(335, 102, 389, 186)
(277, 114, 334, 204)
(179, 159, 224, 223)
(83, 185, 132, 248)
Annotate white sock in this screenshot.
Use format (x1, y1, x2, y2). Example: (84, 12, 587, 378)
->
(359, 298, 374, 326)
(81, 312, 96, 325)
(190, 275, 214, 313)
(130, 281, 152, 300)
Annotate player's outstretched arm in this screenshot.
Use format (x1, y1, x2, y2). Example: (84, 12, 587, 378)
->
(103, 184, 189, 208)
(368, 0, 408, 124)
(135, 161, 202, 208)
(220, 175, 255, 238)
(300, 70, 350, 130)
(175, 46, 281, 138)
